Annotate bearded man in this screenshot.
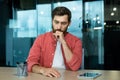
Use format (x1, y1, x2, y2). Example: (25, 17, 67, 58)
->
(27, 6, 82, 78)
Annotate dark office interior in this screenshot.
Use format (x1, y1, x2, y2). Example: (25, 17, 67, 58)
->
(0, 0, 120, 70)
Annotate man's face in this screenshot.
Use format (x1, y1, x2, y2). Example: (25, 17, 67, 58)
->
(52, 15, 70, 34)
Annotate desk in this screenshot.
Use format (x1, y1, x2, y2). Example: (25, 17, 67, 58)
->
(0, 67, 120, 80)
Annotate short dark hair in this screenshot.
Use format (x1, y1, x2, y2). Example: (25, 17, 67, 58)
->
(52, 6, 71, 22)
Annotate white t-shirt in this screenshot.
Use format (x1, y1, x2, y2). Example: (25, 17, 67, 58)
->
(52, 41, 66, 69)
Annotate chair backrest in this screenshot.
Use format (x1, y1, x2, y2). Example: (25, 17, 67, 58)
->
(80, 48, 84, 69)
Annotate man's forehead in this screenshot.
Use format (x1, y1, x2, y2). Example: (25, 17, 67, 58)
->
(53, 15, 68, 18)
(53, 15, 69, 22)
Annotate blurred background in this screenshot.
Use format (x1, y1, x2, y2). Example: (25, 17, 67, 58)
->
(0, 0, 120, 70)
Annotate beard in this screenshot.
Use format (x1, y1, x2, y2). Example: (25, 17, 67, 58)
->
(52, 26, 68, 34)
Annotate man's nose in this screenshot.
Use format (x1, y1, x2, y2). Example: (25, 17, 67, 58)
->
(57, 23, 62, 29)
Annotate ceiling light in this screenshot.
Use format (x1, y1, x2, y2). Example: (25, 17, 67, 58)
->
(72, 7, 76, 11)
(113, 7, 117, 11)
(94, 27, 102, 30)
(111, 12, 114, 16)
(40, 11, 44, 15)
(104, 22, 106, 25)
(116, 21, 119, 24)
(57, 2, 61, 6)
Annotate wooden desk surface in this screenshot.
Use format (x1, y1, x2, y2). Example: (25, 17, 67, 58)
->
(0, 67, 120, 80)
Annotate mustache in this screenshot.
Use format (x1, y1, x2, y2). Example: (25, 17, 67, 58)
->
(54, 29, 64, 33)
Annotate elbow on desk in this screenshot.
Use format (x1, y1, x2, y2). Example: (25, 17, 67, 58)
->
(68, 65, 81, 71)
(69, 67, 80, 71)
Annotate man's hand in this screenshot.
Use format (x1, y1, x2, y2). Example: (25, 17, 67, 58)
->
(53, 31, 65, 44)
(32, 65, 61, 78)
(41, 67, 61, 78)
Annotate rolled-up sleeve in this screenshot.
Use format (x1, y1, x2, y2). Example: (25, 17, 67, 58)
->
(66, 39, 82, 71)
(27, 36, 41, 72)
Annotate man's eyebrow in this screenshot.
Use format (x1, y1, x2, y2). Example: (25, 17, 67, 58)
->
(54, 20, 59, 23)
(54, 20, 67, 23)
(54, 20, 58, 21)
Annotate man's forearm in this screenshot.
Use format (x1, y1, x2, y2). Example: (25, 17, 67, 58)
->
(32, 64, 44, 74)
(61, 40, 73, 62)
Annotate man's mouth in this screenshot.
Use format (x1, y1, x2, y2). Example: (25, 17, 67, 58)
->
(54, 29, 63, 33)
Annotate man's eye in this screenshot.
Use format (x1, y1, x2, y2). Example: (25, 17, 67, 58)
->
(54, 21, 59, 24)
(62, 22, 67, 25)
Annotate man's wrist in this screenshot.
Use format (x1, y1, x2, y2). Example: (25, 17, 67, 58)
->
(61, 40, 67, 45)
(32, 65, 44, 74)
(39, 67, 45, 75)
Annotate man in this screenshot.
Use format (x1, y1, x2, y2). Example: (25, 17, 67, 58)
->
(27, 6, 82, 78)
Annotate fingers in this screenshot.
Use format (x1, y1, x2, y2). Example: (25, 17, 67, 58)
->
(53, 31, 64, 40)
(53, 32, 60, 39)
(43, 68, 61, 78)
(51, 68, 61, 77)
(46, 71, 58, 78)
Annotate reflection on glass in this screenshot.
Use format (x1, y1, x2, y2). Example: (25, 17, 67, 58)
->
(85, 1, 104, 29)
(9, 10, 37, 37)
(83, 1, 104, 66)
(36, 4, 52, 35)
